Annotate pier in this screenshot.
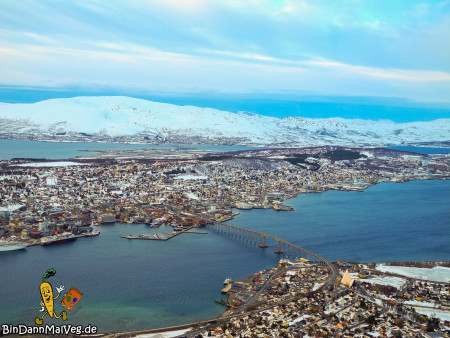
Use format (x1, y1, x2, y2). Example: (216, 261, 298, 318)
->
(103, 222, 337, 338)
(120, 227, 207, 241)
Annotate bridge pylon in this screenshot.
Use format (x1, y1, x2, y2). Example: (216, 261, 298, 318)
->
(274, 240, 284, 254)
(258, 235, 268, 248)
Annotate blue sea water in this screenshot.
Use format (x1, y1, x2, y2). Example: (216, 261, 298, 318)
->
(0, 140, 258, 160)
(387, 146, 450, 154)
(228, 180, 450, 263)
(0, 180, 448, 332)
(0, 140, 449, 161)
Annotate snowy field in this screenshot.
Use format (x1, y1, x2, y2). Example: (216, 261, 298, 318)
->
(376, 265, 450, 282)
(17, 161, 88, 167)
(349, 273, 406, 288)
(404, 300, 437, 308)
(175, 175, 208, 180)
(413, 308, 450, 322)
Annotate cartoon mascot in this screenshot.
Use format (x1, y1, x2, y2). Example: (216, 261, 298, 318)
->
(35, 268, 67, 325)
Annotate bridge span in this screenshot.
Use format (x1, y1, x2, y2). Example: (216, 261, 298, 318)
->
(208, 222, 336, 280)
(101, 223, 337, 337)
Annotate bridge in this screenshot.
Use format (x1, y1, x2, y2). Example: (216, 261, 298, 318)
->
(208, 222, 335, 278)
(101, 222, 337, 337)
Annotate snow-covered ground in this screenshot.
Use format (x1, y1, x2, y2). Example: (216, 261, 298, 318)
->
(46, 177, 57, 185)
(185, 192, 199, 200)
(0, 204, 25, 212)
(404, 300, 437, 308)
(136, 329, 190, 338)
(376, 265, 450, 282)
(175, 175, 208, 180)
(349, 273, 406, 288)
(402, 300, 450, 322)
(17, 161, 88, 167)
(289, 314, 311, 325)
(312, 283, 323, 291)
(413, 308, 450, 322)
(1, 96, 449, 146)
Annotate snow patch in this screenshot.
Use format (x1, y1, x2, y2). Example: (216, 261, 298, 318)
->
(185, 192, 199, 200)
(350, 273, 406, 288)
(16, 161, 88, 167)
(376, 265, 450, 283)
(136, 329, 190, 338)
(175, 175, 208, 180)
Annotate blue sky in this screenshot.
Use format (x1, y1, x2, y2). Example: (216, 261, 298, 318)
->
(0, 0, 450, 119)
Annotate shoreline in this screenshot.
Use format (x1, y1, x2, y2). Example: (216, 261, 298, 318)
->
(106, 260, 450, 337)
(1, 146, 448, 334)
(1, 137, 450, 150)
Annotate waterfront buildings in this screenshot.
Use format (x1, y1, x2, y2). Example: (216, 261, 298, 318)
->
(0, 147, 448, 243)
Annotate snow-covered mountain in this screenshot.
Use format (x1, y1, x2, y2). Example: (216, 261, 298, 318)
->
(0, 96, 448, 147)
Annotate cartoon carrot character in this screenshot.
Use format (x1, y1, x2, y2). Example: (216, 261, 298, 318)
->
(35, 268, 67, 325)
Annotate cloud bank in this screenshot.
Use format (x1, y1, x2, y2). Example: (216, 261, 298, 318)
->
(0, 0, 449, 102)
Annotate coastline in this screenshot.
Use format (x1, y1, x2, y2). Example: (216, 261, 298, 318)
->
(108, 260, 450, 337)
(1, 145, 449, 333)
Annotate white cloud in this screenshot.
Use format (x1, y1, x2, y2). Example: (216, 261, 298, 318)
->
(202, 49, 450, 83)
(0, 0, 449, 103)
(437, 0, 450, 9)
(410, 2, 431, 17)
(1, 39, 449, 102)
(303, 59, 450, 82)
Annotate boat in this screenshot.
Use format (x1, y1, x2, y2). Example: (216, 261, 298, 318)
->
(235, 202, 253, 210)
(173, 227, 183, 231)
(153, 234, 161, 239)
(273, 204, 294, 211)
(224, 278, 233, 285)
(40, 233, 76, 246)
(0, 239, 27, 252)
(151, 218, 165, 227)
(86, 230, 100, 237)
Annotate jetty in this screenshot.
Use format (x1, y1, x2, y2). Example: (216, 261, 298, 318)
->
(120, 227, 207, 241)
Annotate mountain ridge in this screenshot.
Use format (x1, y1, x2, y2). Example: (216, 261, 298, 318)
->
(0, 96, 448, 147)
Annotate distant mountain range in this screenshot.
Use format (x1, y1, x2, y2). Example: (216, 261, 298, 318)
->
(0, 96, 448, 147)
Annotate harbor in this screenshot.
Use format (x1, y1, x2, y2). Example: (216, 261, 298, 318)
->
(0, 146, 449, 332)
(0, 181, 449, 333)
(1, 0, 450, 333)
(1, 145, 448, 253)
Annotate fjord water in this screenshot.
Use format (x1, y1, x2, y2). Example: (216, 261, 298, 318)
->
(1, 140, 450, 160)
(0, 140, 258, 160)
(229, 180, 450, 263)
(388, 146, 450, 154)
(0, 180, 449, 332)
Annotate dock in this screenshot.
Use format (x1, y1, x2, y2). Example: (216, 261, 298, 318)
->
(221, 284, 232, 293)
(215, 299, 230, 307)
(121, 233, 182, 241)
(121, 228, 207, 241)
